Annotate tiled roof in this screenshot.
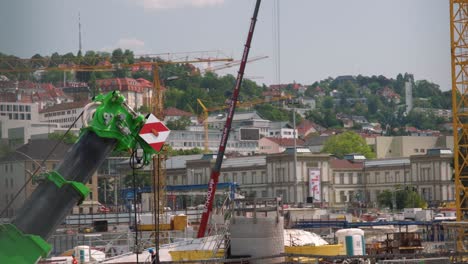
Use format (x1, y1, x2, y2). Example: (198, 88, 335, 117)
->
(0, 138, 72, 162)
(39, 100, 90, 113)
(297, 120, 315, 135)
(264, 137, 305, 147)
(164, 107, 192, 117)
(330, 159, 364, 169)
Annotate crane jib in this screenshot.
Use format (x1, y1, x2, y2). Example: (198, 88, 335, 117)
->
(197, 0, 262, 239)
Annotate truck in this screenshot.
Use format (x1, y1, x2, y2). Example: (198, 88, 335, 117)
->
(415, 209, 433, 221)
(0, 91, 160, 264)
(403, 208, 423, 220)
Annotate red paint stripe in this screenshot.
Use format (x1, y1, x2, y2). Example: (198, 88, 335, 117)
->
(149, 142, 164, 152)
(139, 122, 169, 134)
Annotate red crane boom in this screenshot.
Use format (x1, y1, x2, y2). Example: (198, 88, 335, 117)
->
(197, 0, 262, 238)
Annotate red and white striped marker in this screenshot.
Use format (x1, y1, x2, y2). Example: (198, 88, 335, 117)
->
(139, 114, 170, 152)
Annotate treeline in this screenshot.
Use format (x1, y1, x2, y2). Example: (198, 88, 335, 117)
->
(0, 50, 451, 131)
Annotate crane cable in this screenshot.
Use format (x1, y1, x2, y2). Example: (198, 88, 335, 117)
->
(0, 110, 84, 219)
(129, 147, 145, 263)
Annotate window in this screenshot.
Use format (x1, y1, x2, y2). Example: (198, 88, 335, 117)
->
(339, 173, 344, 184)
(19, 105, 24, 112)
(10, 178, 13, 187)
(13, 105, 18, 111)
(7, 105, 11, 111)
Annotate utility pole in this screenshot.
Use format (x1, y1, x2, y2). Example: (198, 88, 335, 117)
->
(293, 108, 298, 204)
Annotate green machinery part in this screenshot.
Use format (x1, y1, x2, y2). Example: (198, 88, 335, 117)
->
(0, 224, 51, 264)
(0, 91, 158, 263)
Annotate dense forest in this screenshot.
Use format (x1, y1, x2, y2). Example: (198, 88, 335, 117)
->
(0, 50, 452, 133)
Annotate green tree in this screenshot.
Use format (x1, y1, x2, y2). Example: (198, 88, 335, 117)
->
(377, 188, 427, 210)
(166, 116, 192, 130)
(321, 131, 375, 158)
(322, 96, 334, 109)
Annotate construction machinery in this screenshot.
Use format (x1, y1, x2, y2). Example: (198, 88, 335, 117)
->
(197, 0, 261, 238)
(197, 94, 291, 153)
(450, 0, 468, 252)
(0, 91, 161, 263)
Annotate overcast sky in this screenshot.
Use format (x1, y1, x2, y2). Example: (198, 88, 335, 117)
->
(0, 0, 451, 90)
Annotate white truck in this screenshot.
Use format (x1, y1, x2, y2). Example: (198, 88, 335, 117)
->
(403, 208, 422, 220)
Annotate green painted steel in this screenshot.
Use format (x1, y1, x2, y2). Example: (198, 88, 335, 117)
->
(37, 170, 90, 201)
(345, 236, 353, 255)
(0, 224, 51, 264)
(81, 90, 157, 164)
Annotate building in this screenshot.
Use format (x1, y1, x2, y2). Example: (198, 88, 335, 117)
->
(39, 100, 89, 129)
(206, 111, 270, 136)
(96, 78, 153, 109)
(163, 107, 197, 125)
(330, 158, 365, 205)
(268, 121, 297, 139)
(0, 102, 71, 147)
(167, 128, 258, 155)
(369, 135, 453, 159)
(108, 149, 454, 208)
(0, 139, 98, 218)
(258, 137, 305, 154)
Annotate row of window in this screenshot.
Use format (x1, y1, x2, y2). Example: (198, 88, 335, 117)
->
(0, 104, 31, 112)
(47, 117, 77, 124)
(180, 171, 267, 185)
(2, 113, 31, 120)
(43, 109, 78, 118)
(172, 141, 257, 148)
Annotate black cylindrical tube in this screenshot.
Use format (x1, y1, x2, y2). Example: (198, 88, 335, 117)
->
(12, 131, 117, 239)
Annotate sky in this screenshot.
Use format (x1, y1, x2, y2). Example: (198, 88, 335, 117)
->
(0, 0, 451, 90)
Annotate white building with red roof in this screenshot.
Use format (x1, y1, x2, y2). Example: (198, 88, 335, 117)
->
(96, 77, 155, 109)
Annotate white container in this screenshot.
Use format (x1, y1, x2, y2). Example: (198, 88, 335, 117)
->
(335, 228, 365, 256)
(74, 245, 90, 263)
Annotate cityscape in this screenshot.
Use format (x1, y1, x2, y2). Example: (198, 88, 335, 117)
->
(0, 1, 466, 264)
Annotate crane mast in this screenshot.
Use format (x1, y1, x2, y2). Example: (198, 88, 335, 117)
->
(197, 0, 261, 238)
(450, 0, 468, 251)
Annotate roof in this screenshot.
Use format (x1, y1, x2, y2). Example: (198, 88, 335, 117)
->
(164, 107, 192, 117)
(364, 158, 410, 168)
(166, 154, 204, 169)
(39, 100, 90, 113)
(0, 138, 72, 162)
(263, 137, 305, 147)
(207, 111, 267, 123)
(330, 158, 364, 169)
(221, 155, 266, 168)
(297, 120, 317, 135)
(304, 135, 329, 146)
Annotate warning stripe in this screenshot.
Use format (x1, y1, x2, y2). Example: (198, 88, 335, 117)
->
(139, 122, 169, 134)
(149, 142, 165, 152)
(139, 131, 170, 144)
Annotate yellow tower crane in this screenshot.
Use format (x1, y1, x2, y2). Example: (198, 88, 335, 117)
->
(450, 0, 468, 252)
(197, 95, 292, 153)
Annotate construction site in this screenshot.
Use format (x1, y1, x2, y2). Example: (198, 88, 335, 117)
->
(1, 0, 468, 263)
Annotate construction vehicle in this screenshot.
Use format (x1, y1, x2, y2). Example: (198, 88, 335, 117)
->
(0, 91, 162, 263)
(197, 0, 261, 238)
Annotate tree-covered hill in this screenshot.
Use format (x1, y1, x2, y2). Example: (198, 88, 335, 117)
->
(0, 50, 452, 131)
